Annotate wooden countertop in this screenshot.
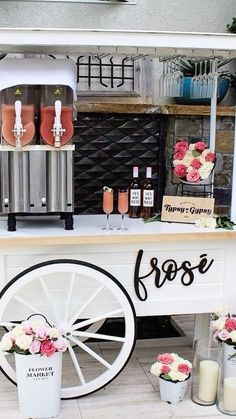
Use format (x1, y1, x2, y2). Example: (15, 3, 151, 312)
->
(0, 214, 235, 247)
(76, 102, 236, 116)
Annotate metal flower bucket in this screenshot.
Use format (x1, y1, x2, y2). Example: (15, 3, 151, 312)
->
(15, 351, 62, 418)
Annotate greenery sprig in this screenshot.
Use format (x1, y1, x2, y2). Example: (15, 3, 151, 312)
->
(215, 216, 235, 230)
(143, 213, 161, 223)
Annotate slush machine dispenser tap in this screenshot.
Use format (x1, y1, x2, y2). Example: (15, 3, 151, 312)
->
(12, 100, 26, 150)
(52, 100, 65, 148)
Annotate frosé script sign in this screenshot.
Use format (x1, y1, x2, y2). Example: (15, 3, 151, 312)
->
(134, 249, 214, 301)
(161, 195, 215, 224)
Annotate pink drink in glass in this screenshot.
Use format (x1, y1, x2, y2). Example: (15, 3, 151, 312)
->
(118, 188, 129, 231)
(102, 187, 113, 230)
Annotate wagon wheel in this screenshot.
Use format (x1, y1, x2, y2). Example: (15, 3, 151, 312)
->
(0, 259, 136, 398)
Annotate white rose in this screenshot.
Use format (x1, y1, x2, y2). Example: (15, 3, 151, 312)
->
(168, 371, 187, 382)
(15, 334, 33, 351)
(205, 218, 217, 228)
(213, 318, 226, 331)
(170, 353, 179, 362)
(173, 159, 185, 167)
(199, 162, 214, 179)
(229, 331, 236, 343)
(11, 325, 25, 338)
(31, 320, 46, 333)
(49, 327, 61, 339)
(214, 308, 229, 317)
(170, 361, 179, 372)
(150, 362, 162, 377)
(0, 337, 13, 351)
(195, 218, 207, 228)
(182, 155, 193, 166)
(189, 144, 195, 150)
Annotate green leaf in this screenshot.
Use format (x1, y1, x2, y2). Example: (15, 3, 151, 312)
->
(143, 213, 161, 223)
(192, 150, 200, 157)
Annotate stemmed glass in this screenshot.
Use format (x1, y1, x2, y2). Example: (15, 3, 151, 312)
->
(117, 188, 129, 231)
(102, 186, 113, 230)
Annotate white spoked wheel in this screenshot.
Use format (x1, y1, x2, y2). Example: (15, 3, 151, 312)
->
(0, 259, 136, 398)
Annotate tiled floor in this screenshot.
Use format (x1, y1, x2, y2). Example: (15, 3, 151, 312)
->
(0, 315, 228, 418)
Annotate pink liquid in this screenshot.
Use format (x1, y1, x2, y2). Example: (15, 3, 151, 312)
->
(1, 104, 35, 146)
(118, 190, 129, 214)
(40, 106, 74, 146)
(103, 190, 113, 214)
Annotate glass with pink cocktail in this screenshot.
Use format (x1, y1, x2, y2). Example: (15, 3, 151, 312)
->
(102, 186, 113, 230)
(117, 188, 129, 231)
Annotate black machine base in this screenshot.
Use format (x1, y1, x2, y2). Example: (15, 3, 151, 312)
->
(6, 212, 74, 232)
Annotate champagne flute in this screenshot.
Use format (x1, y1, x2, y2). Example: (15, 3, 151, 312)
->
(117, 188, 129, 231)
(102, 186, 113, 230)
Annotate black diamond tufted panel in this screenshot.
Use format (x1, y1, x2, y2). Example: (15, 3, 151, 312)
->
(73, 113, 166, 214)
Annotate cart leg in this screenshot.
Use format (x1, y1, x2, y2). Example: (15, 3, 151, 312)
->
(64, 213, 74, 230)
(7, 214, 16, 232)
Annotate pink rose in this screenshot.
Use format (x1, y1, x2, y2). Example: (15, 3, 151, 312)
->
(186, 169, 201, 183)
(225, 318, 236, 331)
(174, 140, 189, 153)
(157, 353, 174, 364)
(178, 363, 191, 375)
(36, 326, 48, 341)
(174, 164, 187, 178)
(22, 321, 33, 335)
(194, 142, 207, 152)
(174, 151, 185, 161)
(29, 339, 41, 354)
(190, 158, 202, 170)
(161, 364, 171, 374)
(53, 337, 68, 352)
(205, 152, 216, 163)
(40, 340, 56, 357)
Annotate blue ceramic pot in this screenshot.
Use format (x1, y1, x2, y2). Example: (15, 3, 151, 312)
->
(175, 77, 230, 105)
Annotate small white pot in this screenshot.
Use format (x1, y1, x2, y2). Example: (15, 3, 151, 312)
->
(15, 351, 62, 418)
(159, 375, 189, 405)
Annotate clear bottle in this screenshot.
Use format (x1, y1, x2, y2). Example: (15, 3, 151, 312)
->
(141, 166, 155, 219)
(129, 166, 141, 218)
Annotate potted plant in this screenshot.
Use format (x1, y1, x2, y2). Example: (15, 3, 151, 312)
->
(174, 58, 231, 105)
(171, 139, 216, 184)
(226, 17, 236, 33)
(0, 316, 68, 418)
(150, 352, 192, 404)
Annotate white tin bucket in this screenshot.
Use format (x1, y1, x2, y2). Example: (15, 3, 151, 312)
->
(222, 343, 236, 378)
(159, 376, 189, 405)
(15, 351, 62, 418)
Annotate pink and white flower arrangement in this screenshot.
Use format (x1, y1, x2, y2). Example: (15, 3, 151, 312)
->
(172, 139, 216, 183)
(0, 318, 68, 357)
(150, 352, 192, 382)
(211, 312, 236, 345)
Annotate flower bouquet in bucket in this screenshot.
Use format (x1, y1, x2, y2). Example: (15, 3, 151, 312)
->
(0, 315, 68, 419)
(150, 352, 192, 404)
(172, 139, 216, 184)
(211, 311, 236, 378)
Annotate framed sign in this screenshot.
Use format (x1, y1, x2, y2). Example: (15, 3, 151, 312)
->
(161, 195, 215, 224)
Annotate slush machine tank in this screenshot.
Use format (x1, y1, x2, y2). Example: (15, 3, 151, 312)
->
(0, 58, 77, 232)
(40, 85, 74, 148)
(1, 85, 36, 149)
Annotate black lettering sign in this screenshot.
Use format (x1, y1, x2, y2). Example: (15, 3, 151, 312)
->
(134, 250, 214, 301)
